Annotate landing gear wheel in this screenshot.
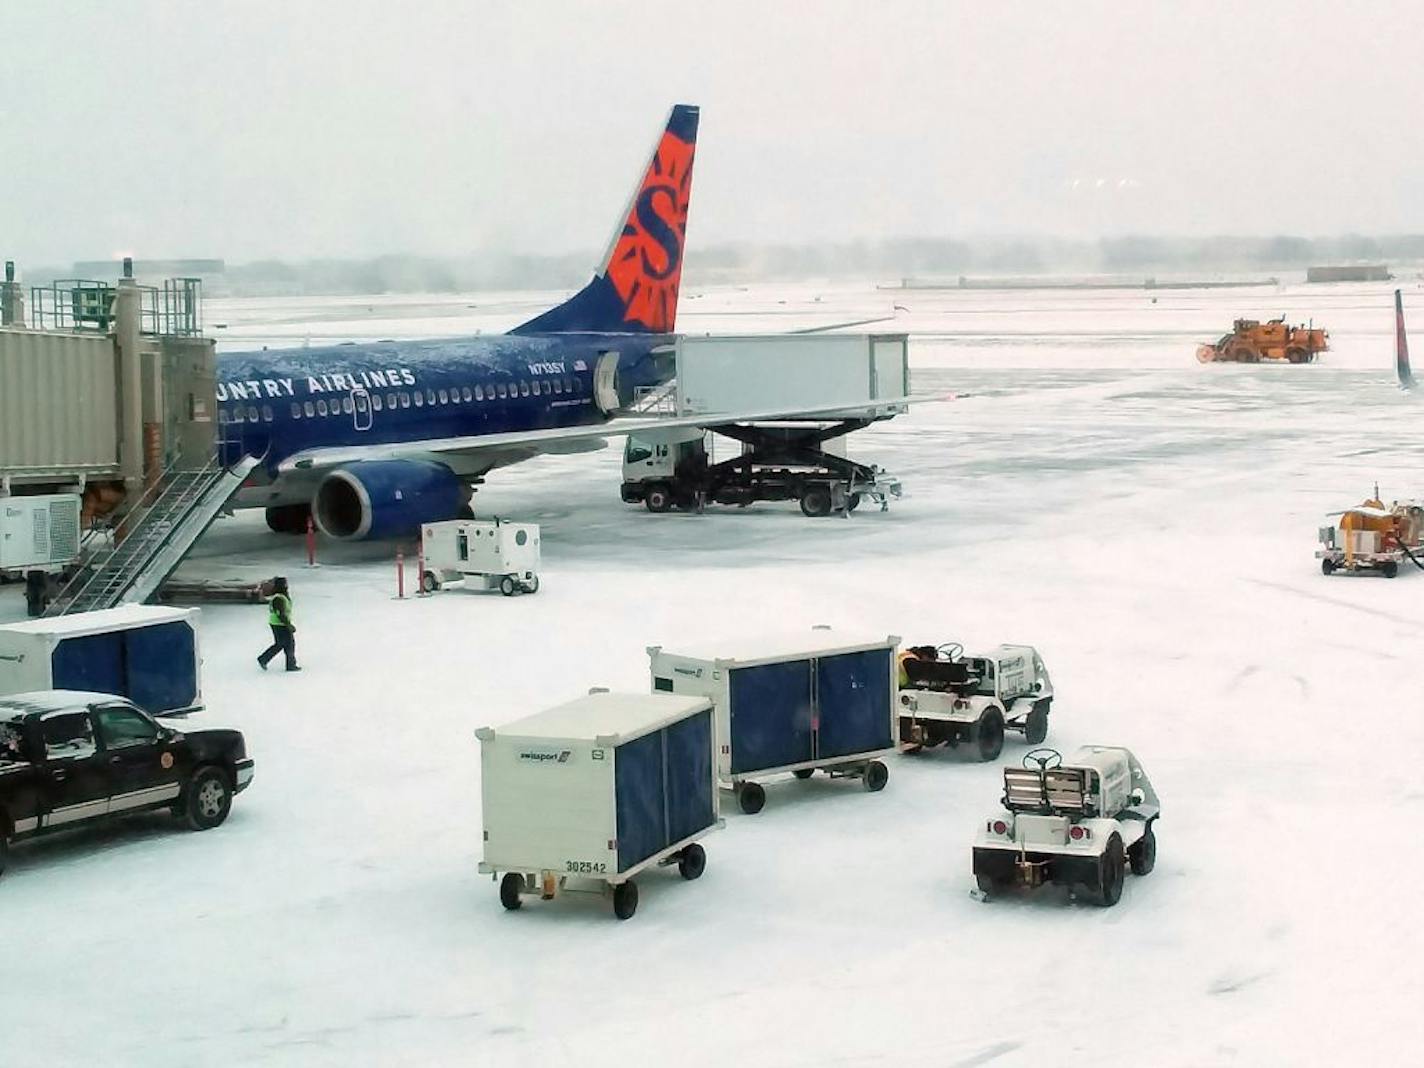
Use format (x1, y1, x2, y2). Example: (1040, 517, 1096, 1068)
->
(264, 503, 311, 535)
(1129, 826, 1157, 876)
(1096, 835, 1126, 907)
(737, 781, 766, 815)
(800, 485, 833, 518)
(677, 843, 706, 880)
(971, 708, 1005, 762)
(499, 576, 518, 596)
(420, 570, 440, 593)
(792, 768, 815, 780)
(612, 880, 639, 920)
(183, 767, 233, 831)
(645, 485, 674, 513)
(862, 759, 889, 792)
(524, 575, 540, 594)
(499, 873, 524, 911)
(1321, 557, 1336, 576)
(1024, 703, 1049, 745)
(1383, 561, 1399, 578)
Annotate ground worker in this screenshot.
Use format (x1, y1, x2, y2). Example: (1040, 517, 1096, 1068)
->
(257, 576, 300, 672)
(897, 644, 937, 687)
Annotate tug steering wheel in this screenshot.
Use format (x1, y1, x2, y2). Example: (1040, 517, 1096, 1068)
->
(935, 642, 964, 661)
(1022, 748, 1062, 771)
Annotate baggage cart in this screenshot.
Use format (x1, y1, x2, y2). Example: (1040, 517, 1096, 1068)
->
(476, 690, 722, 920)
(647, 629, 899, 814)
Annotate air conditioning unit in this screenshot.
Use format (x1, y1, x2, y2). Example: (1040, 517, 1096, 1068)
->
(0, 494, 81, 570)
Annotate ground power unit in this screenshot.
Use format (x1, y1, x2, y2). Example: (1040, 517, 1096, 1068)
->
(476, 690, 722, 920)
(647, 629, 900, 814)
(0, 493, 81, 571)
(0, 605, 203, 714)
(421, 518, 540, 596)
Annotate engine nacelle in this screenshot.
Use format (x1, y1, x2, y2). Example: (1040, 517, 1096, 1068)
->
(313, 460, 465, 541)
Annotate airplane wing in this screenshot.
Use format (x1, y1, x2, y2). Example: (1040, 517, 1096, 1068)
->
(276, 394, 945, 476)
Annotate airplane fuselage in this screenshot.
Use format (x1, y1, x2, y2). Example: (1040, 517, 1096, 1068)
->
(216, 332, 673, 508)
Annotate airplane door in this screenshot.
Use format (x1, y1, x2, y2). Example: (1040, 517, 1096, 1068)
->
(351, 388, 373, 431)
(593, 352, 621, 413)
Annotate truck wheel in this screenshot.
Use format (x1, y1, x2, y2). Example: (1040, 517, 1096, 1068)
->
(975, 873, 1008, 897)
(612, 880, 639, 920)
(862, 760, 889, 792)
(1095, 835, 1126, 907)
(645, 485, 673, 513)
(184, 767, 233, 831)
(737, 781, 766, 815)
(0, 829, 8, 879)
(1024, 703, 1049, 745)
(677, 843, 706, 880)
(792, 768, 815, 780)
(845, 493, 862, 512)
(1286, 347, 1308, 364)
(800, 485, 832, 518)
(971, 708, 1005, 762)
(1383, 561, 1399, 578)
(1321, 558, 1336, 576)
(499, 576, 518, 596)
(420, 570, 440, 593)
(1129, 826, 1156, 876)
(499, 873, 524, 910)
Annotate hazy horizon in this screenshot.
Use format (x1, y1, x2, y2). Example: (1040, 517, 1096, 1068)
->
(4, 1, 1421, 266)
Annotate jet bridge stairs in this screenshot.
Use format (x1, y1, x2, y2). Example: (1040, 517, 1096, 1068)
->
(46, 452, 260, 616)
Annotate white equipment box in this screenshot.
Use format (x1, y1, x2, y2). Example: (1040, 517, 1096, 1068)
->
(476, 690, 722, 920)
(647, 629, 899, 814)
(0, 494, 81, 570)
(671, 334, 909, 418)
(420, 518, 540, 596)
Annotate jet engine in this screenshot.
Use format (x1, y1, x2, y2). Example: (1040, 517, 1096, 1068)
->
(313, 460, 466, 541)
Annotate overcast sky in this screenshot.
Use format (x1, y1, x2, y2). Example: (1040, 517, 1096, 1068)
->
(2, 1, 1421, 267)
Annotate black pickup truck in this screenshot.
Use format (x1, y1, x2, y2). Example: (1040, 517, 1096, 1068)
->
(0, 690, 254, 878)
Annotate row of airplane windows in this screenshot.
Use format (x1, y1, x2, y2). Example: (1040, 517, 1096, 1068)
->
(218, 375, 587, 424)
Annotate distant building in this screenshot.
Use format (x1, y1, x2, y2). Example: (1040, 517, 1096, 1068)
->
(1307, 264, 1391, 283)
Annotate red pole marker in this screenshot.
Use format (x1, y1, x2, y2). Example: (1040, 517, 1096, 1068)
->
(416, 535, 426, 597)
(305, 515, 317, 567)
(396, 547, 405, 599)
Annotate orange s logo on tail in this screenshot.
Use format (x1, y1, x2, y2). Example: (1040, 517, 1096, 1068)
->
(605, 126, 696, 332)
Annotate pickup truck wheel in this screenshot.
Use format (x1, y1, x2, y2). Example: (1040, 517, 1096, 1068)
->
(499, 873, 524, 910)
(645, 485, 673, 513)
(0, 829, 8, 879)
(677, 843, 706, 880)
(737, 781, 766, 815)
(184, 767, 233, 831)
(1095, 835, 1126, 906)
(612, 879, 639, 920)
(1129, 826, 1156, 876)
(972, 708, 1005, 762)
(1024, 704, 1049, 745)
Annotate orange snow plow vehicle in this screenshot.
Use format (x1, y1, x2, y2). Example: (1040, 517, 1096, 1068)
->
(1196, 317, 1329, 363)
(1317, 490, 1424, 578)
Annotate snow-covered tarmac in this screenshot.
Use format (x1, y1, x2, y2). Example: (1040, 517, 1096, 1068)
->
(5, 279, 1423, 1066)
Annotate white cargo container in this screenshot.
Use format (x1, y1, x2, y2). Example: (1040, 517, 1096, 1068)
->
(647, 629, 900, 814)
(0, 605, 203, 714)
(0, 494, 81, 570)
(419, 518, 540, 596)
(671, 333, 909, 417)
(476, 690, 722, 919)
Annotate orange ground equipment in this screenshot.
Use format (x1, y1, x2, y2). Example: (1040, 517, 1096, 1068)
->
(1196, 317, 1329, 364)
(1317, 488, 1424, 578)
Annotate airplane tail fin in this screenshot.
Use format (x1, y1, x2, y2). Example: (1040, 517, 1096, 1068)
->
(1397, 289, 1415, 390)
(512, 104, 699, 335)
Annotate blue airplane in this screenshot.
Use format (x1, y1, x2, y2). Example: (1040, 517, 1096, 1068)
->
(217, 105, 706, 540)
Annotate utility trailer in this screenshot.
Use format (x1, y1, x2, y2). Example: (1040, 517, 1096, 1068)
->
(1317, 494, 1424, 578)
(420, 518, 540, 596)
(0, 604, 203, 714)
(620, 334, 909, 518)
(648, 630, 899, 814)
(476, 691, 722, 921)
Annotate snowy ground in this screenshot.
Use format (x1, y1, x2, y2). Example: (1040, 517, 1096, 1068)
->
(5, 279, 1424, 1066)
